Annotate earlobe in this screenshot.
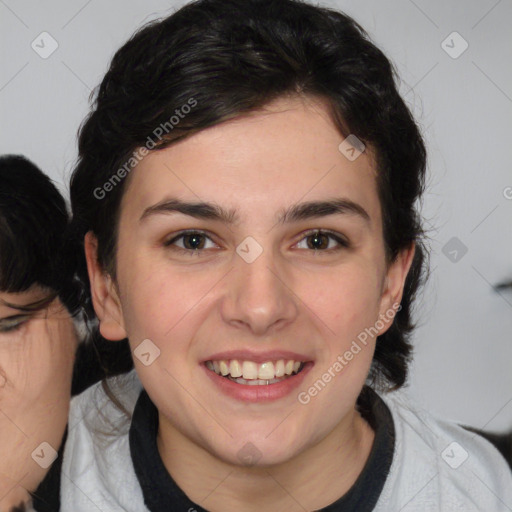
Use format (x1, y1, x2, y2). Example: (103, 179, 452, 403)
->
(377, 243, 416, 334)
(84, 231, 127, 341)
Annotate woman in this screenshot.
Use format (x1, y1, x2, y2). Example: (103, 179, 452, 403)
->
(0, 155, 79, 512)
(61, 0, 512, 510)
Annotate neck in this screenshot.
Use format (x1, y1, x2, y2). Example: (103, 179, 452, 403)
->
(157, 408, 375, 512)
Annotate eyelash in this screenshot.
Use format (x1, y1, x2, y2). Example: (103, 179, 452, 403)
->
(163, 229, 349, 256)
(0, 315, 30, 333)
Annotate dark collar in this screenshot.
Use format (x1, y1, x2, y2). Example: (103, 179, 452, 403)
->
(129, 385, 395, 511)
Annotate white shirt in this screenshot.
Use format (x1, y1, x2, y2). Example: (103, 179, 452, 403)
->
(61, 371, 512, 511)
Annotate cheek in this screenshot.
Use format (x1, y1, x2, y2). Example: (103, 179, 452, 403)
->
(119, 251, 213, 343)
(0, 322, 73, 492)
(121, 271, 189, 341)
(297, 277, 379, 427)
(118, 266, 212, 392)
(306, 264, 383, 335)
(0, 321, 74, 414)
(300, 264, 382, 402)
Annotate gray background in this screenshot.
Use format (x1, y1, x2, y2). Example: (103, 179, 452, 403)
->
(1, 0, 511, 431)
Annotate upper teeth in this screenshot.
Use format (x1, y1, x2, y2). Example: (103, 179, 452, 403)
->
(206, 359, 302, 380)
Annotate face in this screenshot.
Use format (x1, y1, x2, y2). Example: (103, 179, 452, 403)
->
(0, 287, 77, 509)
(87, 95, 413, 467)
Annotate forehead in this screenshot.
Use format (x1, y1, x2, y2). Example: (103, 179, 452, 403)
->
(120, 96, 381, 226)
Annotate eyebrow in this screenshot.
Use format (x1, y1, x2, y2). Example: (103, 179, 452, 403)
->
(0, 294, 56, 312)
(139, 197, 370, 225)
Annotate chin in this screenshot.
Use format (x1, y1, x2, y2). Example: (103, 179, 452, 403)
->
(206, 432, 306, 468)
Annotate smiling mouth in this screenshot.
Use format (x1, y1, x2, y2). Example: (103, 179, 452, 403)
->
(205, 359, 306, 385)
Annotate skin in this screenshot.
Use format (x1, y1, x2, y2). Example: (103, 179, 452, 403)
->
(0, 287, 77, 511)
(86, 95, 414, 511)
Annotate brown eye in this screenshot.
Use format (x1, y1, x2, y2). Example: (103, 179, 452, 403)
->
(296, 230, 349, 252)
(164, 230, 218, 254)
(179, 233, 207, 250)
(306, 232, 330, 250)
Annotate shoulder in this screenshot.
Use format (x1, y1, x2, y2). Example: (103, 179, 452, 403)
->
(374, 388, 512, 511)
(61, 371, 148, 512)
(69, 369, 141, 426)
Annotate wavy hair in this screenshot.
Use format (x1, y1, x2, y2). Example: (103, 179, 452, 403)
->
(70, 0, 428, 391)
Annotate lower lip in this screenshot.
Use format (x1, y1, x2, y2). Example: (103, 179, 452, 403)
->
(202, 362, 314, 403)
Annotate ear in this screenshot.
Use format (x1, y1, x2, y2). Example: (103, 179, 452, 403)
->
(376, 243, 416, 335)
(84, 231, 127, 341)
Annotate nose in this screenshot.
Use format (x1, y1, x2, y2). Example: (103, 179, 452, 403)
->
(220, 248, 298, 337)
